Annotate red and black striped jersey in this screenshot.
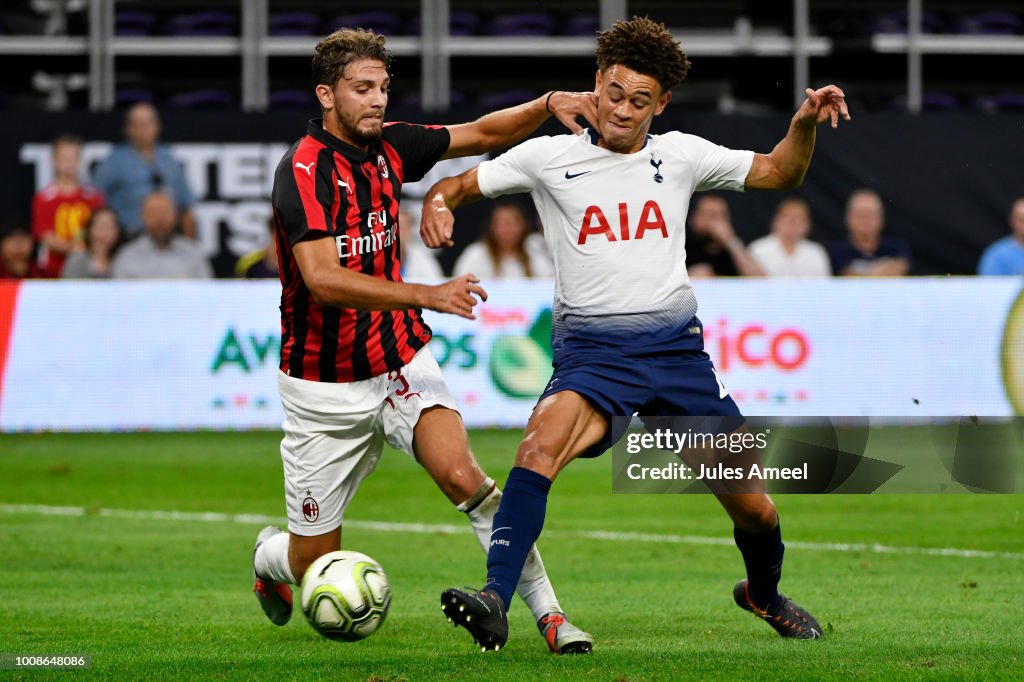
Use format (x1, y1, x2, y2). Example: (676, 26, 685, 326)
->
(272, 119, 450, 383)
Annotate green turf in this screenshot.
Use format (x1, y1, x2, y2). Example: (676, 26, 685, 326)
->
(1, 430, 1022, 680)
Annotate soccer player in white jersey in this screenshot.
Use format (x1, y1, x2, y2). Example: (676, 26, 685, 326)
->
(421, 17, 850, 650)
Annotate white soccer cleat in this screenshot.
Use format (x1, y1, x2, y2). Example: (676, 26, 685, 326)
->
(253, 525, 293, 626)
(538, 612, 593, 654)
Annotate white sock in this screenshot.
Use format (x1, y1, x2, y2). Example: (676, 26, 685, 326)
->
(458, 482, 563, 620)
(254, 531, 295, 584)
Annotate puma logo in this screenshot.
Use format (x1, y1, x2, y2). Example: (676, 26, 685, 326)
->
(295, 161, 314, 175)
(337, 177, 350, 191)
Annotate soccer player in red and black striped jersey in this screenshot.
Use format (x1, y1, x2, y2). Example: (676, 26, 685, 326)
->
(252, 28, 598, 653)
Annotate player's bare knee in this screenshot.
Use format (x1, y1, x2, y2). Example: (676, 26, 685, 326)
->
(741, 497, 778, 532)
(443, 462, 484, 502)
(761, 497, 779, 526)
(514, 440, 560, 479)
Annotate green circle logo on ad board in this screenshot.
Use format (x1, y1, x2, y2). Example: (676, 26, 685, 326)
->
(1003, 288, 1024, 416)
(489, 309, 554, 399)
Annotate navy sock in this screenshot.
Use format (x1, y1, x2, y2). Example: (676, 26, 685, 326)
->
(484, 467, 552, 610)
(734, 522, 785, 609)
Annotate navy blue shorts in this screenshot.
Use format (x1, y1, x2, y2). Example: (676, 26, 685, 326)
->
(538, 316, 741, 458)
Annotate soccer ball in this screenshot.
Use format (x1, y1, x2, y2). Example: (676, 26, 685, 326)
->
(299, 550, 391, 641)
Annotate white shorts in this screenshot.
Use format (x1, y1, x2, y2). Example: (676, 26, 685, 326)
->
(277, 347, 458, 536)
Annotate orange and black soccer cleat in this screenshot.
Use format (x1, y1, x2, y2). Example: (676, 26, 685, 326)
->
(733, 579, 823, 639)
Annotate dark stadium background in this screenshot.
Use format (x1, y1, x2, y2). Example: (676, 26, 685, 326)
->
(2, 0, 1022, 276)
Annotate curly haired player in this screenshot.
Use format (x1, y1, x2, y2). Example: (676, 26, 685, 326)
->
(424, 16, 849, 650)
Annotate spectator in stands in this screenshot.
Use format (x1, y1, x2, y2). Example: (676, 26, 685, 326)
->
(31, 134, 105, 278)
(685, 194, 764, 277)
(525, 222, 554, 276)
(977, 195, 1024, 275)
(0, 221, 46, 279)
(93, 102, 197, 238)
(61, 207, 122, 279)
(111, 192, 211, 279)
(830, 189, 910, 276)
(235, 216, 280, 279)
(454, 202, 554, 279)
(749, 197, 831, 277)
(398, 209, 443, 281)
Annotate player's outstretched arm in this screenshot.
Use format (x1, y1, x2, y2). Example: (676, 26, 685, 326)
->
(419, 167, 485, 249)
(745, 84, 851, 191)
(442, 91, 598, 159)
(292, 237, 486, 319)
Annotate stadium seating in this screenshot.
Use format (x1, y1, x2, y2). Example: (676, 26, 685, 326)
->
(891, 92, 959, 111)
(115, 89, 157, 107)
(268, 12, 319, 37)
(406, 10, 480, 36)
(327, 11, 403, 36)
(394, 89, 469, 110)
(0, 3, 1020, 115)
(952, 11, 1022, 35)
(485, 13, 558, 36)
(565, 15, 600, 36)
(268, 89, 316, 109)
(973, 92, 1024, 113)
(166, 89, 236, 109)
(477, 89, 542, 110)
(403, 10, 479, 36)
(163, 11, 238, 37)
(115, 10, 156, 37)
(868, 9, 944, 34)
(448, 11, 481, 36)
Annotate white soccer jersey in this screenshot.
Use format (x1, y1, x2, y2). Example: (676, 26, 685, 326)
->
(477, 130, 754, 346)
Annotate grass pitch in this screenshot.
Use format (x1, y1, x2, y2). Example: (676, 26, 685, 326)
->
(2, 429, 1022, 680)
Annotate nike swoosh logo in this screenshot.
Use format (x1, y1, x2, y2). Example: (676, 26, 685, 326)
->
(470, 593, 492, 614)
(564, 170, 591, 180)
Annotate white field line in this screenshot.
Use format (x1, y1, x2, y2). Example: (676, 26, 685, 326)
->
(2, 503, 1022, 561)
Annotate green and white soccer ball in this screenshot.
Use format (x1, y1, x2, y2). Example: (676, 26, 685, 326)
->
(299, 550, 391, 641)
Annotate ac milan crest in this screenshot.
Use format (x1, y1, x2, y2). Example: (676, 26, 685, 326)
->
(377, 154, 389, 179)
(302, 491, 319, 523)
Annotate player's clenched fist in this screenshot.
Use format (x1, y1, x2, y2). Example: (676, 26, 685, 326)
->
(427, 273, 488, 320)
(421, 193, 455, 248)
